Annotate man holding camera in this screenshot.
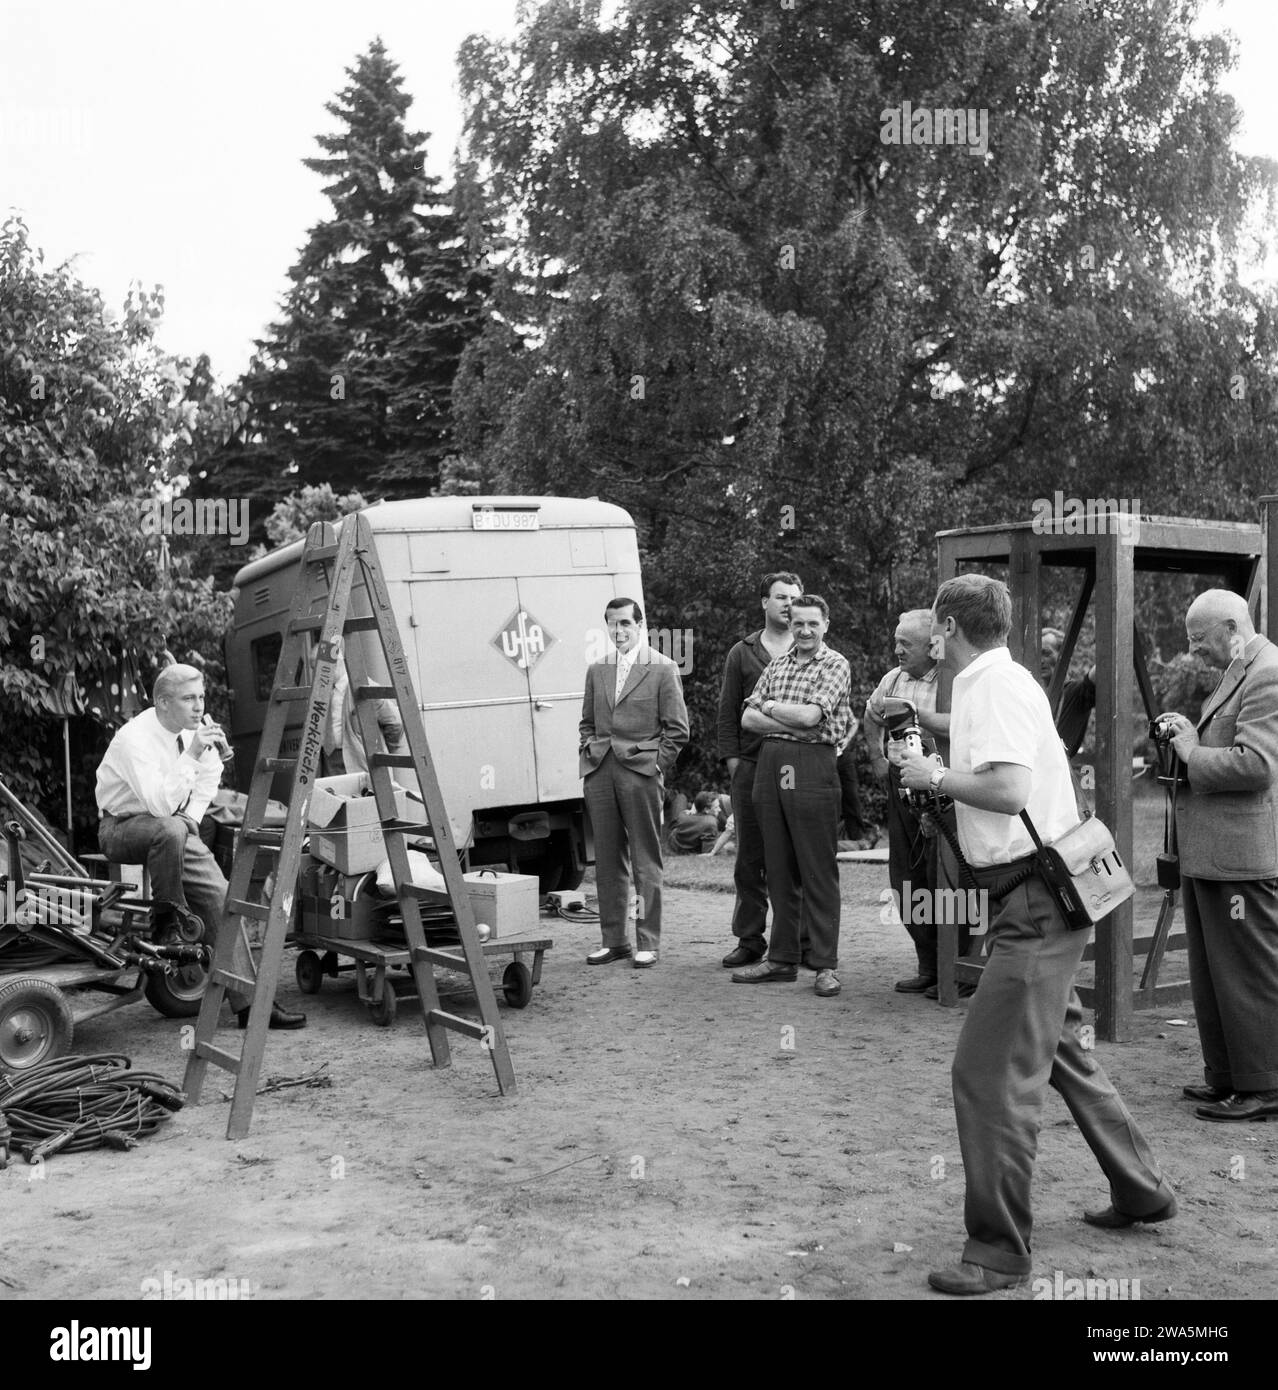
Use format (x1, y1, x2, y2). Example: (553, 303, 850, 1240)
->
(895, 576, 1173, 1296)
(1157, 589, 1278, 1122)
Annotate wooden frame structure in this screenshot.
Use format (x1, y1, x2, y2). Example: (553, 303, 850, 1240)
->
(935, 509, 1274, 1041)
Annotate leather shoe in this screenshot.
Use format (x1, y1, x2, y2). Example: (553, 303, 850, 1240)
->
(814, 969, 841, 997)
(1182, 1084, 1232, 1103)
(237, 1005, 307, 1030)
(1196, 1089, 1278, 1122)
(633, 951, 658, 968)
(895, 974, 937, 994)
(587, 946, 632, 964)
(731, 959, 798, 983)
(925, 981, 977, 1000)
(721, 945, 764, 968)
(928, 1262, 1025, 1296)
(1083, 1195, 1177, 1229)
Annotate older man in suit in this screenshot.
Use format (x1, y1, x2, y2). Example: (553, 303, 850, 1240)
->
(579, 598, 689, 968)
(1160, 588, 1278, 1121)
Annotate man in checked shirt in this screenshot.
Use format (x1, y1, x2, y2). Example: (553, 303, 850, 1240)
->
(731, 595, 853, 997)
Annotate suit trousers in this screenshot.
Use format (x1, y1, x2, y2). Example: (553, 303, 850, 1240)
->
(953, 870, 1172, 1275)
(1181, 874, 1278, 1092)
(584, 752, 664, 953)
(753, 740, 840, 970)
(99, 813, 254, 1012)
(886, 782, 970, 976)
(730, 758, 813, 954)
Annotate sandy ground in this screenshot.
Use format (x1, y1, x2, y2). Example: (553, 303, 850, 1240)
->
(2, 853, 1276, 1305)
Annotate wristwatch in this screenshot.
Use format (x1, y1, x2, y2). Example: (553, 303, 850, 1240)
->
(928, 766, 947, 795)
(764, 700, 776, 717)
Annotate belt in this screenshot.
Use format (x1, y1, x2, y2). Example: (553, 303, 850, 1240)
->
(966, 853, 1039, 900)
(100, 811, 136, 821)
(761, 737, 835, 749)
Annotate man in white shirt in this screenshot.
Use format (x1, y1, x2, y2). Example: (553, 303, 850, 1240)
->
(894, 575, 1173, 1295)
(96, 664, 305, 1029)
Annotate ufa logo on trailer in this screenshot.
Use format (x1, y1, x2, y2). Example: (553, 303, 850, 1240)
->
(493, 609, 557, 672)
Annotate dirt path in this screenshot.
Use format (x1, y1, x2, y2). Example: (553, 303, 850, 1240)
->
(3, 861, 1275, 1302)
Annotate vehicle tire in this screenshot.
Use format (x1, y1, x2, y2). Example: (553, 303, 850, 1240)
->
(502, 960, 533, 1009)
(0, 978, 75, 1072)
(144, 935, 209, 1018)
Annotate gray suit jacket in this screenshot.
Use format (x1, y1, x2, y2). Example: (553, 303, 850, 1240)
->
(579, 645, 689, 780)
(1176, 634, 1278, 880)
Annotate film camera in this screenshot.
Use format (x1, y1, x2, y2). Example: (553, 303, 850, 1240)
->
(883, 696, 952, 813)
(1147, 714, 1189, 787)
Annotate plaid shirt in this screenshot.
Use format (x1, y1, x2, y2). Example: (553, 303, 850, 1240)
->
(746, 644, 852, 747)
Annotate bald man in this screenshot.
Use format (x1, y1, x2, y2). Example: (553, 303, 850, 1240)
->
(1159, 590, 1278, 1121)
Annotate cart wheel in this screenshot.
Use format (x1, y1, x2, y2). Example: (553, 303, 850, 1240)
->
(296, 950, 324, 994)
(368, 981, 398, 1027)
(503, 961, 533, 1009)
(144, 948, 208, 1018)
(0, 978, 75, 1072)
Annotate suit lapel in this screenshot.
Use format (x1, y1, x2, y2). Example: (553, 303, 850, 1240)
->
(1198, 659, 1247, 727)
(616, 646, 650, 705)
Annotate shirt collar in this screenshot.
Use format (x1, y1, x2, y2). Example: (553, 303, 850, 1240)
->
(954, 646, 1011, 683)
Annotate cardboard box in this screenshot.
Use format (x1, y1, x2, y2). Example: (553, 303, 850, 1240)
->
(297, 858, 396, 942)
(306, 773, 429, 875)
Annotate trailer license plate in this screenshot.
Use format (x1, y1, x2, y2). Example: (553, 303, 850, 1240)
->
(473, 509, 539, 531)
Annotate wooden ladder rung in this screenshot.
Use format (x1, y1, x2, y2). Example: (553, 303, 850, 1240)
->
(196, 1043, 242, 1072)
(425, 1009, 488, 1040)
(342, 615, 379, 632)
(304, 544, 340, 562)
(273, 687, 313, 702)
(288, 615, 324, 633)
(212, 970, 257, 993)
(241, 829, 284, 847)
(353, 686, 396, 701)
(227, 900, 271, 921)
(370, 753, 416, 768)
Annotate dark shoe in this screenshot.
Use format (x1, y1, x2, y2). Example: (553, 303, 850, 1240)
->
(1196, 1089, 1278, 1122)
(1083, 1195, 1177, 1229)
(1182, 1084, 1232, 1103)
(895, 974, 938, 994)
(587, 946, 632, 965)
(722, 945, 764, 968)
(731, 959, 798, 984)
(927, 1262, 1025, 1296)
(925, 981, 976, 1000)
(814, 969, 841, 997)
(237, 1005, 307, 1030)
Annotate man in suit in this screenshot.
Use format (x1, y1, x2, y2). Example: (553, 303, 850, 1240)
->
(895, 575, 1173, 1295)
(579, 598, 689, 968)
(1159, 588, 1278, 1121)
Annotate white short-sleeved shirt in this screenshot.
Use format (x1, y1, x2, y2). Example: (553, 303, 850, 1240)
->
(96, 708, 223, 823)
(949, 647, 1077, 867)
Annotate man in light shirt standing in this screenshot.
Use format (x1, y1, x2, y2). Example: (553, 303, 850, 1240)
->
(894, 575, 1173, 1295)
(96, 664, 306, 1029)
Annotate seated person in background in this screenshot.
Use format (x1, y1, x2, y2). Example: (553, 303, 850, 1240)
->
(666, 791, 723, 854)
(96, 664, 305, 1030)
(707, 815, 737, 857)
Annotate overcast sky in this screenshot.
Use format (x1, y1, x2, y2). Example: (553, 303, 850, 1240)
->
(2, 0, 1274, 384)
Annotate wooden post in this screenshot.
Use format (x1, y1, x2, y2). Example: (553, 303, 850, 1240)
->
(1093, 532, 1135, 1041)
(1261, 497, 1278, 638)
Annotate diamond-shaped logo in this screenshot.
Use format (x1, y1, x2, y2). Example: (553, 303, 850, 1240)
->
(493, 608, 556, 672)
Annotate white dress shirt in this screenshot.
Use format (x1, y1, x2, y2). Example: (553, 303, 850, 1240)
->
(949, 647, 1077, 866)
(96, 708, 223, 822)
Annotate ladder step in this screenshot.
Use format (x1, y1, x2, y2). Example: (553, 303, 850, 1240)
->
(196, 1043, 242, 1073)
(305, 544, 340, 562)
(273, 687, 312, 702)
(370, 753, 416, 768)
(241, 829, 284, 848)
(415, 946, 466, 969)
(288, 615, 324, 633)
(354, 686, 396, 701)
(425, 1009, 489, 1041)
(259, 758, 297, 772)
(228, 900, 271, 921)
(212, 970, 257, 993)
(342, 616, 379, 632)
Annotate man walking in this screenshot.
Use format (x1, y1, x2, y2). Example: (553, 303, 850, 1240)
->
(895, 575, 1173, 1295)
(732, 595, 852, 998)
(1159, 588, 1278, 1121)
(579, 599, 689, 968)
(716, 572, 804, 967)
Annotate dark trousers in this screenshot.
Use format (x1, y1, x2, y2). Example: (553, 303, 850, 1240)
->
(952, 869, 1172, 1275)
(836, 744, 869, 840)
(583, 753, 664, 954)
(753, 741, 840, 970)
(729, 758, 812, 955)
(99, 812, 253, 1011)
(886, 779, 971, 977)
(1182, 874, 1278, 1092)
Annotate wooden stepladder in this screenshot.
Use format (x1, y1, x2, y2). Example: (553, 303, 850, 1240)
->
(183, 515, 516, 1138)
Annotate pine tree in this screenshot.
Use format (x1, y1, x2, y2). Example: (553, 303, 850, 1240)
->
(237, 37, 486, 501)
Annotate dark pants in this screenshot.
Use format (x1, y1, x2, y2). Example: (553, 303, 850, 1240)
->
(1182, 875, 1278, 1092)
(753, 741, 840, 970)
(836, 744, 869, 840)
(99, 812, 253, 1011)
(952, 868, 1172, 1275)
(584, 753, 664, 954)
(729, 758, 812, 956)
(886, 778, 970, 977)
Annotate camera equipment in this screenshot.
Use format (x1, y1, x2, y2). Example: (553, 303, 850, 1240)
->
(1147, 715, 1187, 787)
(1148, 716, 1184, 886)
(883, 697, 952, 814)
